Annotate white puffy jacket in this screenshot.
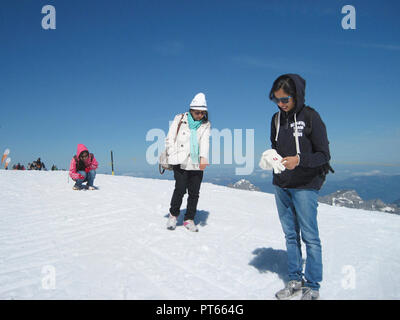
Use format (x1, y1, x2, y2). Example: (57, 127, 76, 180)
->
(166, 112, 211, 171)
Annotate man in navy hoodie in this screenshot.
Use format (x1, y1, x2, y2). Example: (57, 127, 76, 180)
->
(265, 74, 331, 300)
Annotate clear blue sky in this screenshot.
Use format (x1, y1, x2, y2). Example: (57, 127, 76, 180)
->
(1, 0, 399, 174)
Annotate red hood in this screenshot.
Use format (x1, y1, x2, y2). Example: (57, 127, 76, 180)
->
(77, 144, 89, 157)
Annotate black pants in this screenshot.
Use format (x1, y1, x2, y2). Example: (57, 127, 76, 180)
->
(169, 165, 204, 221)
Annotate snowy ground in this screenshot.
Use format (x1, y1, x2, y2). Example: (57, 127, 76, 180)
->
(0, 170, 399, 300)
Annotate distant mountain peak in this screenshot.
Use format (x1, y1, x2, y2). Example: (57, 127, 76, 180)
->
(227, 179, 260, 192)
(319, 189, 399, 214)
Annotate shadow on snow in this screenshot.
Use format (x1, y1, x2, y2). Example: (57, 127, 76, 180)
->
(249, 247, 305, 284)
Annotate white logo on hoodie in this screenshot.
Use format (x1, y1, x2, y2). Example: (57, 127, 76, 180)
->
(290, 121, 305, 137)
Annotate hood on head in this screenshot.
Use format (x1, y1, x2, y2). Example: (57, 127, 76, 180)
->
(77, 144, 89, 157)
(285, 73, 306, 113)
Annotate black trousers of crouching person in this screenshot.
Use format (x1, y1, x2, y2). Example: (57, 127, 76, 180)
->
(169, 165, 204, 221)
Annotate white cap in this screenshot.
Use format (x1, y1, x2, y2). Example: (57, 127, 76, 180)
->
(190, 92, 207, 111)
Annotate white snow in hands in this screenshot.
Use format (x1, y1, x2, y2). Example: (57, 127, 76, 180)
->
(0, 170, 399, 300)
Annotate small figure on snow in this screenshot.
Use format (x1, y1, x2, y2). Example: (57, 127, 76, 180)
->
(35, 158, 45, 170)
(69, 144, 98, 190)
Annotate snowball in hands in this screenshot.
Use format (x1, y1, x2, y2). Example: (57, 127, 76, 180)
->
(259, 149, 286, 174)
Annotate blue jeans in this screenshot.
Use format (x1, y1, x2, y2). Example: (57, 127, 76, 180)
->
(75, 170, 96, 188)
(274, 186, 322, 290)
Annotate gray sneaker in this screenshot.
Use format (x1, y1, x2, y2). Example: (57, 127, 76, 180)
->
(167, 214, 177, 230)
(300, 288, 320, 300)
(183, 220, 198, 232)
(275, 280, 303, 300)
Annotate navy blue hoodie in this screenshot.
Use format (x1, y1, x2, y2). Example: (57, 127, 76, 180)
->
(270, 74, 331, 190)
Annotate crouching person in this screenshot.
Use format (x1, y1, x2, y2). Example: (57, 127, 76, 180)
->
(69, 144, 98, 190)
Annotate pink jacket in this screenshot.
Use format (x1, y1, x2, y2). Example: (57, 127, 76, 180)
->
(69, 144, 98, 180)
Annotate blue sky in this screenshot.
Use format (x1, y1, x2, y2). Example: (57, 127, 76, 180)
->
(1, 0, 399, 175)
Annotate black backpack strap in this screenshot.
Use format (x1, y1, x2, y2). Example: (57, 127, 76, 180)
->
(302, 106, 335, 175)
(302, 106, 316, 136)
(274, 112, 279, 130)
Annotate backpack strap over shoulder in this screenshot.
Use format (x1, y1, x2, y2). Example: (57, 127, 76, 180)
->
(302, 106, 316, 136)
(174, 113, 185, 142)
(273, 111, 281, 142)
(302, 106, 335, 175)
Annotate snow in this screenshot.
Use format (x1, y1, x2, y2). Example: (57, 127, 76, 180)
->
(0, 170, 399, 300)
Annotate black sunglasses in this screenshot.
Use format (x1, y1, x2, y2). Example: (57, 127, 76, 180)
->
(272, 95, 292, 104)
(192, 110, 206, 115)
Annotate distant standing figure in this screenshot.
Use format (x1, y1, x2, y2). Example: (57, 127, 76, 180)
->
(69, 144, 98, 190)
(165, 92, 211, 232)
(36, 158, 46, 170)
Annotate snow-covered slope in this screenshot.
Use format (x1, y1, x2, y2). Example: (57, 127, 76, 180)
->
(0, 170, 399, 300)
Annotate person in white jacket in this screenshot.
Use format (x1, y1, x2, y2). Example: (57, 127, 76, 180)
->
(166, 92, 211, 232)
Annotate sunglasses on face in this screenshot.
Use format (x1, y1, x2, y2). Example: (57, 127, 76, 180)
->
(192, 110, 206, 116)
(80, 153, 89, 159)
(272, 95, 292, 104)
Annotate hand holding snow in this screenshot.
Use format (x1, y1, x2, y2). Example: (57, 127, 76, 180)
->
(259, 149, 286, 174)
